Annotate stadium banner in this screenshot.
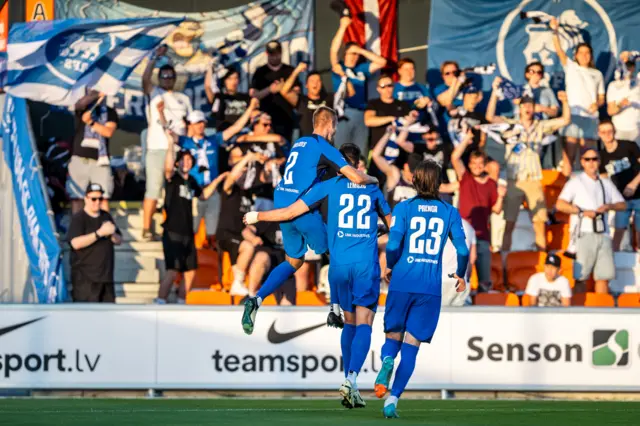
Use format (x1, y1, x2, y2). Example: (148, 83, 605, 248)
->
(0, 308, 157, 387)
(1, 306, 639, 390)
(427, 0, 640, 90)
(1, 95, 67, 303)
(56, 0, 315, 120)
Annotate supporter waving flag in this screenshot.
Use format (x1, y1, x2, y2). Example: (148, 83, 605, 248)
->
(5, 17, 182, 106)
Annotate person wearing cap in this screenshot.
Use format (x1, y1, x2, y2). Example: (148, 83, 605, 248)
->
(556, 147, 626, 294)
(67, 183, 122, 303)
(250, 40, 299, 144)
(163, 98, 259, 247)
(156, 136, 229, 304)
(67, 90, 119, 214)
(330, 15, 388, 149)
(524, 253, 572, 307)
(141, 44, 194, 242)
(486, 76, 572, 252)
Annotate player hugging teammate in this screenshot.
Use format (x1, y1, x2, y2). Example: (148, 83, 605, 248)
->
(244, 107, 468, 419)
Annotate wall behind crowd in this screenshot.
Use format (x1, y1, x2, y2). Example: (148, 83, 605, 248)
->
(31, 0, 431, 154)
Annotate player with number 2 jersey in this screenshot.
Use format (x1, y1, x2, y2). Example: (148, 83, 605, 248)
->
(242, 107, 378, 336)
(375, 160, 469, 419)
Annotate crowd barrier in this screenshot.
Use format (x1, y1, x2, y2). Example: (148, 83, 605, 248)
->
(0, 305, 637, 391)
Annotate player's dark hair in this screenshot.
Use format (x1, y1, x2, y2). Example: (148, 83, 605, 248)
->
(339, 143, 361, 168)
(312, 106, 337, 129)
(406, 152, 423, 173)
(413, 160, 442, 199)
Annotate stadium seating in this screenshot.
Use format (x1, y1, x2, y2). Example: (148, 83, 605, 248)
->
(186, 290, 232, 305)
(608, 252, 640, 293)
(616, 293, 640, 308)
(571, 292, 615, 307)
(475, 292, 520, 306)
(296, 291, 327, 306)
(545, 223, 571, 251)
(541, 170, 569, 222)
(521, 294, 532, 307)
(490, 252, 504, 290)
(505, 251, 574, 292)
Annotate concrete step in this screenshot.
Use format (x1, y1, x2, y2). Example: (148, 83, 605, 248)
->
(115, 283, 160, 298)
(114, 253, 161, 270)
(115, 296, 156, 304)
(114, 268, 160, 283)
(115, 241, 163, 252)
(113, 213, 164, 232)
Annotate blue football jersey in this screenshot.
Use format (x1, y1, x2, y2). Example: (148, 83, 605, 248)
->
(274, 135, 348, 209)
(387, 197, 465, 295)
(301, 176, 390, 266)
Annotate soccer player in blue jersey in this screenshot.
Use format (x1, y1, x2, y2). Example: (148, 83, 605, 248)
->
(245, 143, 391, 408)
(241, 106, 378, 335)
(374, 160, 468, 419)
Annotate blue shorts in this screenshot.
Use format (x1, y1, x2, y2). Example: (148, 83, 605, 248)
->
(383, 291, 442, 343)
(329, 262, 381, 313)
(614, 199, 640, 231)
(280, 210, 328, 259)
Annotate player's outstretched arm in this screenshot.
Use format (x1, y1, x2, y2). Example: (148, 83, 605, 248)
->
(244, 200, 310, 225)
(340, 165, 378, 186)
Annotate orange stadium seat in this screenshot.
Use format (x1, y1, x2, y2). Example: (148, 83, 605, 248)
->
(186, 290, 232, 305)
(296, 291, 327, 306)
(475, 292, 520, 306)
(521, 294, 533, 307)
(505, 251, 574, 292)
(194, 249, 221, 289)
(546, 223, 571, 251)
(490, 252, 504, 290)
(469, 264, 479, 291)
(615, 293, 640, 308)
(571, 292, 615, 307)
(261, 295, 278, 306)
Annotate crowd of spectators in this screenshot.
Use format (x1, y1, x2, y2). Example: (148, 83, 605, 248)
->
(64, 14, 640, 306)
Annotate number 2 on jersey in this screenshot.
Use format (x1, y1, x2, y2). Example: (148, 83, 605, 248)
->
(409, 217, 444, 255)
(338, 194, 371, 229)
(283, 152, 298, 185)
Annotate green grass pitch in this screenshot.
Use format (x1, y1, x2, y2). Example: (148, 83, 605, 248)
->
(0, 398, 639, 425)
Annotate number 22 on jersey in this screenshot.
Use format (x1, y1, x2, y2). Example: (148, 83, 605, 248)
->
(338, 194, 371, 229)
(409, 217, 444, 255)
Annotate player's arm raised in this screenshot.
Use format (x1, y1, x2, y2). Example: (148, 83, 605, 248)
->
(245, 199, 310, 225)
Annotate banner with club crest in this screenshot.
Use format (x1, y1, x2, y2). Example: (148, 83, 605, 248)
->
(56, 0, 315, 119)
(427, 0, 640, 92)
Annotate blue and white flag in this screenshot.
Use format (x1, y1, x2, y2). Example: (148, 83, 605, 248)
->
(5, 17, 183, 106)
(428, 0, 640, 89)
(57, 0, 315, 119)
(2, 95, 67, 303)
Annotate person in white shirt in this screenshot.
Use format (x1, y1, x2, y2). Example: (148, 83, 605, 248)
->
(441, 218, 476, 307)
(525, 253, 572, 307)
(607, 51, 640, 144)
(556, 148, 626, 294)
(141, 45, 194, 241)
(550, 18, 605, 171)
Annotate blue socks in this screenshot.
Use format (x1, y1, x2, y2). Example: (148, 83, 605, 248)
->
(341, 324, 356, 377)
(348, 324, 372, 376)
(390, 343, 419, 398)
(381, 337, 402, 361)
(256, 261, 296, 300)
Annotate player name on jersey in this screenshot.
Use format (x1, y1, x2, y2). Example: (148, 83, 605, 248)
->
(418, 205, 438, 213)
(347, 183, 366, 189)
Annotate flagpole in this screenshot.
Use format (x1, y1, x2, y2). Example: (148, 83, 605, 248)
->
(8, 0, 25, 26)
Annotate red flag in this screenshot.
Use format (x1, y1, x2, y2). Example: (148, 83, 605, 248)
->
(344, 0, 398, 65)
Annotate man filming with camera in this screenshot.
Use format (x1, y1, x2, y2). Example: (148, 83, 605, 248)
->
(556, 147, 626, 294)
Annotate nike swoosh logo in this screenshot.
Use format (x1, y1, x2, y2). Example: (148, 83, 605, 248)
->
(267, 321, 325, 344)
(0, 317, 45, 338)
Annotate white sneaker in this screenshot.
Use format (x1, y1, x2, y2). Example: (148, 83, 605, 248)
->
(97, 155, 111, 167)
(230, 281, 250, 296)
(153, 298, 167, 305)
